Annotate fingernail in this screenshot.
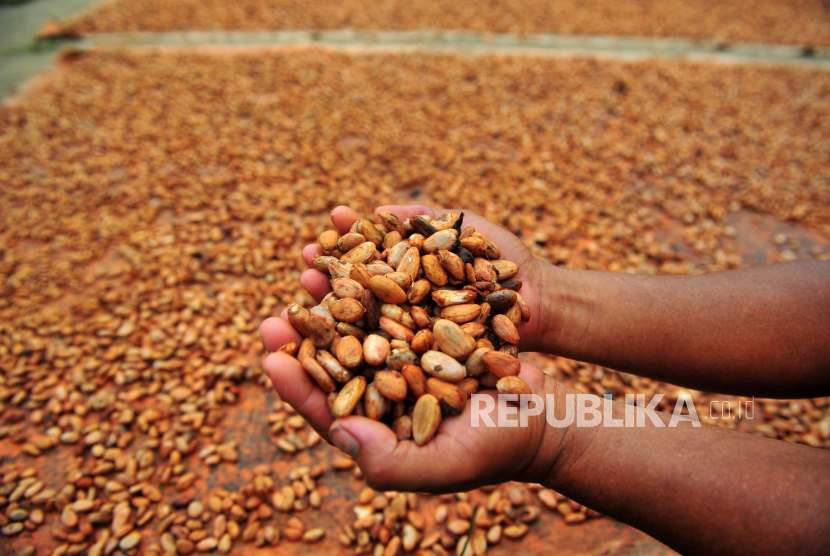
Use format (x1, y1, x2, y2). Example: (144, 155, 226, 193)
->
(329, 425, 359, 458)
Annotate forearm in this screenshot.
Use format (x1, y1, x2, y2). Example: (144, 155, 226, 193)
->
(540, 260, 830, 397)
(536, 386, 830, 556)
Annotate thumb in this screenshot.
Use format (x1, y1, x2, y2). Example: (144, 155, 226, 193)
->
(328, 416, 420, 491)
(328, 361, 553, 493)
(328, 415, 488, 493)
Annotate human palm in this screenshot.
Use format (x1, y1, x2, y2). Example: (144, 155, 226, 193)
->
(259, 205, 560, 492)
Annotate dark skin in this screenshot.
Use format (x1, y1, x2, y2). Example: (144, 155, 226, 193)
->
(260, 204, 830, 556)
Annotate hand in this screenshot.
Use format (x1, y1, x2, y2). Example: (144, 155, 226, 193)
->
(259, 205, 567, 492)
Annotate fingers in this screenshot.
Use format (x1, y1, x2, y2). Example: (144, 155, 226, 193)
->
(302, 244, 324, 267)
(259, 316, 302, 352)
(301, 240, 332, 303)
(331, 206, 363, 234)
(298, 206, 361, 304)
(300, 269, 332, 304)
(300, 242, 333, 303)
(262, 352, 335, 439)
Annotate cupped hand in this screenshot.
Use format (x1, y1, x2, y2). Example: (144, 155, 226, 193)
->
(260, 315, 561, 492)
(258, 205, 567, 492)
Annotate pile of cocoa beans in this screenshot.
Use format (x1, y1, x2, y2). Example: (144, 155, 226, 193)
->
(280, 210, 531, 445)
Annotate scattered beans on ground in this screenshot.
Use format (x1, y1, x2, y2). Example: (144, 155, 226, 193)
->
(0, 48, 828, 554)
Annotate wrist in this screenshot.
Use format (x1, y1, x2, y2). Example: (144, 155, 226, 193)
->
(536, 384, 603, 493)
(534, 262, 598, 358)
(515, 377, 588, 486)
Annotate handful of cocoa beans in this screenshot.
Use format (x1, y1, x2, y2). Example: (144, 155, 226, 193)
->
(280, 210, 531, 446)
